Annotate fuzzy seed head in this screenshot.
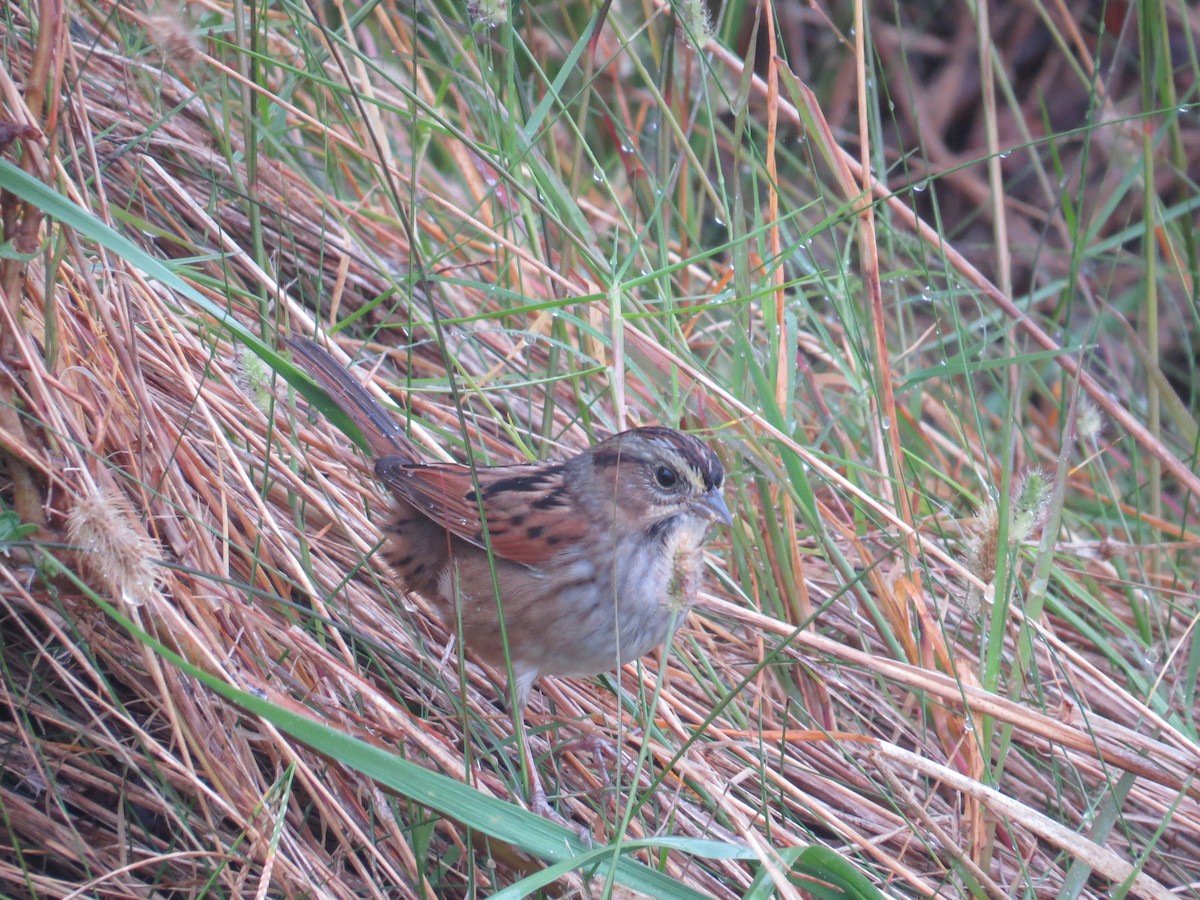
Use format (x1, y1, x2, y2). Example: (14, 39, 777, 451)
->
(235, 343, 277, 413)
(964, 471, 1052, 614)
(146, 4, 201, 71)
(966, 495, 999, 585)
(67, 490, 162, 608)
(469, 0, 508, 28)
(1076, 399, 1104, 446)
(1011, 469, 1051, 545)
(677, 0, 714, 49)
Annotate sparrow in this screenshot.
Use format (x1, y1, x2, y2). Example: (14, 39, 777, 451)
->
(286, 337, 730, 818)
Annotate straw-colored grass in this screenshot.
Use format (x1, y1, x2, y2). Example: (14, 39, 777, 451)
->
(2, 0, 1198, 896)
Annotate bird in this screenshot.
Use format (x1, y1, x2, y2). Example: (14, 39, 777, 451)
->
(284, 336, 731, 819)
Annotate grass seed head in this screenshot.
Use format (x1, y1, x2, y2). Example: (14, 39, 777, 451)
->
(66, 489, 163, 609)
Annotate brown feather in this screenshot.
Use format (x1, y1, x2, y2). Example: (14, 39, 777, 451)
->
(284, 337, 421, 463)
(286, 337, 730, 720)
(375, 458, 587, 565)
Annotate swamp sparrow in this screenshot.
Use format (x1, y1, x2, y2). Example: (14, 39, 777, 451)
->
(286, 337, 731, 816)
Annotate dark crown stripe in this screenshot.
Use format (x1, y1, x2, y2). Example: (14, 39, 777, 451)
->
(610, 426, 725, 490)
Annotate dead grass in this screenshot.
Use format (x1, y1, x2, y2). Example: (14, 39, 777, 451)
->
(1, 0, 1198, 896)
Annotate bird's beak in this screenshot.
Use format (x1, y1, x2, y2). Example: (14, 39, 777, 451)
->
(694, 490, 733, 526)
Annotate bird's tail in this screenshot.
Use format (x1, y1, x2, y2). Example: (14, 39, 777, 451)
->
(284, 337, 422, 465)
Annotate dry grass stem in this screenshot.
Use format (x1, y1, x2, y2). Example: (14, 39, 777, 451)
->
(2, 0, 1198, 896)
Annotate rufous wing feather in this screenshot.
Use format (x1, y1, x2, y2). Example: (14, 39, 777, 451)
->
(375, 458, 587, 565)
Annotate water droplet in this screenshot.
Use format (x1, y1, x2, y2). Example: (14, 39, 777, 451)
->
(881, 416, 891, 431)
(913, 180, 927, 193)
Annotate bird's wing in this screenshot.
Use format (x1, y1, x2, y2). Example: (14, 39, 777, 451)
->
(375, 458, 587, 565)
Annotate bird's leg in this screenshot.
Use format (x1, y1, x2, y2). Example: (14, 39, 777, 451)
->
(507, 668, 570, 825)
(519, 716, 601, 845)
(518, 716, 568, 824)
(556, 732, 618, 787)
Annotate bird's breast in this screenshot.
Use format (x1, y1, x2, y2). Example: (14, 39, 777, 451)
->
(545, 519, 706, 673)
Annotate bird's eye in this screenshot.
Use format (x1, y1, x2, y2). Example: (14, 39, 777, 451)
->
(654, 465, 679, 488)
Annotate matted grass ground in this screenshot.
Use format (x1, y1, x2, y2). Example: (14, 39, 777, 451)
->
(1, 0, 1198, 896)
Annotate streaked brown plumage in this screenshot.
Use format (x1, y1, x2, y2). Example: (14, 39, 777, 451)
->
(286, 337, 730, 815)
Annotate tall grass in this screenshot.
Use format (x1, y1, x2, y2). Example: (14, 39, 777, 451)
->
(1, 0, 1197, 895)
